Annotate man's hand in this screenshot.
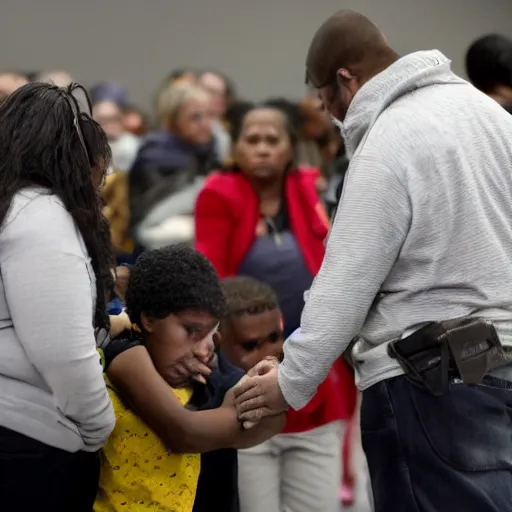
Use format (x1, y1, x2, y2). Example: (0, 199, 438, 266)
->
(234, 358, 288, 429)
(246, 356, 279, 377)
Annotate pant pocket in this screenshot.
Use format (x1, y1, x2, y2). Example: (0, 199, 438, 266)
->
(407, 377, 512, 471)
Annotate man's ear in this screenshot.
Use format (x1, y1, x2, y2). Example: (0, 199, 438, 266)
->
(140, 312, 154, 333)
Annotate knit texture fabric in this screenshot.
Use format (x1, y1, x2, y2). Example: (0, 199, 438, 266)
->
(279, 50, 512, 408)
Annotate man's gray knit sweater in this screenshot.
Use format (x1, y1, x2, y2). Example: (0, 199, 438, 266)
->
(279, 50, 512, 410)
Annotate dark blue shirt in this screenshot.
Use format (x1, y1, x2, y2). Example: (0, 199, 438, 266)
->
(238, 231, 313, 338)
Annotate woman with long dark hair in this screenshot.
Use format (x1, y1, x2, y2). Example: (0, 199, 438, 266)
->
(0, 82, 115, 511)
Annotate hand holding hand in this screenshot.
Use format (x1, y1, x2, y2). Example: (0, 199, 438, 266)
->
(234, 357, 288, 429)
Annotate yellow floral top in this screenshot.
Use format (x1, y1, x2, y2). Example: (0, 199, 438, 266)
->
(94, 381, 200, 512)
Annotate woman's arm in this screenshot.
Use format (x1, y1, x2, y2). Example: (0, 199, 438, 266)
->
(108, 345, 285, 453)
(194, 186, 233, 278)
(0, 196, 115, 451)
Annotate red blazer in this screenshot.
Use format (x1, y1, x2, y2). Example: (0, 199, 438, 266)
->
(195, 168, 357, 432)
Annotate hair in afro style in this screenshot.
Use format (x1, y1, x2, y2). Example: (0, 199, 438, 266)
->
(221, 276, 279, 318)
(125, 244, 226, 329)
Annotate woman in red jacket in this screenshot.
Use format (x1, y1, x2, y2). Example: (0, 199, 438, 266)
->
(195, 105, 357, 512)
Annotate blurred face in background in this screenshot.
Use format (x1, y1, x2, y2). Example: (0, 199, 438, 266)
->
(37, 70, 72, 88)
(0, 73, 28, 103)
(173, 95, 214, 146)
(300, 94, 333, 140)
(123, 107, 146, 136)
(93, 100, 125, 142)
(199, 72, 228, 119)
(235, 108, 294, 182)
(171, 72, 197, 86)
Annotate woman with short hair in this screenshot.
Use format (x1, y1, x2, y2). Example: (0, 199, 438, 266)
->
(130, 82, 219, 249)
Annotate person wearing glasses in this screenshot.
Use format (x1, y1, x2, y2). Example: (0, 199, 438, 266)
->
(0, 82, 115, 511)
(129, 82, 220, 250)
(234, 9, 512, 512)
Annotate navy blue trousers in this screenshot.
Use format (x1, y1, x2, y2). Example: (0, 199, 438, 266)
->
(361, 375, 512, 512)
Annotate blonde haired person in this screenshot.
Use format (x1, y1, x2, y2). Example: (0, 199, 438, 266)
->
(156, 82, 210, 129)
(129, 82, 219, 250)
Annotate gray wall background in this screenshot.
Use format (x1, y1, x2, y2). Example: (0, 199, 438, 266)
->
(1, 0, 511, 112)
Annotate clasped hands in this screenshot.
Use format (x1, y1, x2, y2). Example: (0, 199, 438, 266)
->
(233, 356, 289, 429)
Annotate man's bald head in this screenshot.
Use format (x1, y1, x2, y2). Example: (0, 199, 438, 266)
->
(306, 10, 397, 88)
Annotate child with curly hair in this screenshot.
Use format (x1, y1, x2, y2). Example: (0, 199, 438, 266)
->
(94, 245, 285, 512)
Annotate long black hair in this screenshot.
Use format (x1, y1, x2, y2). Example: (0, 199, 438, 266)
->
(0, 82, 114, 331)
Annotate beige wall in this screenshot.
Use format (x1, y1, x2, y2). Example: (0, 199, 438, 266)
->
(1, 0, 511, 111)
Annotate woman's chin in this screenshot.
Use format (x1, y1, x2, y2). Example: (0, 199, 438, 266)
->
(250, 167, 278, 180)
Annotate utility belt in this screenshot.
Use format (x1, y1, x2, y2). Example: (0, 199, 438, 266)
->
(344, 317, 512, 395)
(385, 317, 512, 396)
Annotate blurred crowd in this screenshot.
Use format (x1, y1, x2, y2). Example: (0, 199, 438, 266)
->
(1, 27, 512, 512)
(2, 31, 510, 264)
(1, 66, 350, 258)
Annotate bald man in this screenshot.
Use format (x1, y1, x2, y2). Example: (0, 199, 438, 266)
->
(234, 9, 512, 512)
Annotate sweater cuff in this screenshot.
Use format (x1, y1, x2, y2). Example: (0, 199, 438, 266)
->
(277, 361, 315, 411)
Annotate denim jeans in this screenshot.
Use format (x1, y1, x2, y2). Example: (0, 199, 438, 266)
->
(0, 426, 100, 511)
(361, 375, 512, 512)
